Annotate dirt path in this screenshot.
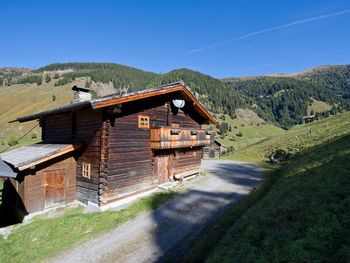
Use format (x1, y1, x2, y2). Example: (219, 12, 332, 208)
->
(49, 160, 262, 263)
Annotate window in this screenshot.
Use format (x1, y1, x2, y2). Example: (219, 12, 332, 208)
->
(138, 115, 149, 128)
(82, 162, 91, 179)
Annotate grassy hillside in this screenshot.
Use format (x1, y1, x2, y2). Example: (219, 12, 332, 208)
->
(203, 134, 350, 263)
(0, 80, 76, 152)
(212, 111, 285, 150)
(185, 111, 350, 263)
(308, 99, 332, 115)
(225, 111, 350, 162)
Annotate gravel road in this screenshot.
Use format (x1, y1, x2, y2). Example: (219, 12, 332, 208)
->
(49, 160, 262, 263)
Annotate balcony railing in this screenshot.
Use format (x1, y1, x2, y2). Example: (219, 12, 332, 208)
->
(150, 127, 211, 150)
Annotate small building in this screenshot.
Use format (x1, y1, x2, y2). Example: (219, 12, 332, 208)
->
(202, 139, 223, 159)
(303, 114, 319, 123)
(0, 82, 217, 217)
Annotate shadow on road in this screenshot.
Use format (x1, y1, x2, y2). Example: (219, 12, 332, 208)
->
(150, 160, 262, 262)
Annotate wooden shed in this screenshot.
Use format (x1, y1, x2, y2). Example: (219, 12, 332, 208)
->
(0, 144, 80, 215)
(0, 82, 217, 215)
(203, 139, 223, 159)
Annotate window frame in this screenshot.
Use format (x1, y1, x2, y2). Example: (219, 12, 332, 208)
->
(82, 162, 91, 179)
(138, 115, 150, 128)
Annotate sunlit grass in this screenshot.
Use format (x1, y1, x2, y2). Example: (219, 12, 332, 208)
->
(185, 132, 350, 263)
(225, 111, 350, 163)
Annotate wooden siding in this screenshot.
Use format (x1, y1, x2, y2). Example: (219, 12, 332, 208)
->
(42, 113, 73, 142)
(104, 100, 201, 204)
(203, 145, 221, 158)
(104, 112, 154, 204)
(173, 147, 202, 178)
(18, 155, 76, 213)
(74, 108, 103, 205)
(42, 108, 103, 205)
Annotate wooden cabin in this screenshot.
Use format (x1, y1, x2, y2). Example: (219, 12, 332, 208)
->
(203, 139, 223, 159)
(0, 82, 217, 215)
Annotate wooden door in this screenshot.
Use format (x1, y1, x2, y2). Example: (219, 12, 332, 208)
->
(43, 170, 65, 209)
(157, 156, 169, 184)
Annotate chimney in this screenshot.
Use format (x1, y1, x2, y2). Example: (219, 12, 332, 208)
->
(72, 86, 92, 103)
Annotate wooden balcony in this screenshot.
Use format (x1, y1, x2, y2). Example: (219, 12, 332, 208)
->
(150, 127, 211, 150)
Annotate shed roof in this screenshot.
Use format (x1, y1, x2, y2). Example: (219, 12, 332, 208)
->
(0, 158, 17, 178)
(0, 143, 81, 172)
(13, 82, 218, 125)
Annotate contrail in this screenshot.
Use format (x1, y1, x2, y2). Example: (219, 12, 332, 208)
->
(188, 9, 350, 54)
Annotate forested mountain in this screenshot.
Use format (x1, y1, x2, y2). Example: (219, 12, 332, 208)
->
(1, 62, 350, 129)
(225, 65, 350, 128)
(149, 68, 247, 117)
(35, 62, 157, 90)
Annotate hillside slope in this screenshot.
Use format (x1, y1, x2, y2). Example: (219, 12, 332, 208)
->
(225, 65, 350, 128)
(206, 134, 350, 263)
(0, 80, 78, 151)
(185, 111, 350, 263)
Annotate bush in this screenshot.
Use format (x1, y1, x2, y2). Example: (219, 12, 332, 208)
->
(7, 136, 18, 146)
(31, 133, 37, 139)
(236, 130, 243, 137)
(229, 135, 236, 141)
(267, 148, 290, 163)
(45, 75, 51, 83)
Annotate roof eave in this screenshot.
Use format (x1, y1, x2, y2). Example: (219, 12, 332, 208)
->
(11, 101, 91, 123)
(92, 84, 218, 125)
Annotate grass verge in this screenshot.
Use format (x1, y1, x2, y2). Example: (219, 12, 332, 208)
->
(185, 134, 350, 262)
(0, 190, 178, 263)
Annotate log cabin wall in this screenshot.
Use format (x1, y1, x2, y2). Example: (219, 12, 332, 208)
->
(41, 107, 103, 205)
(42, 113, 73, 142)
(104, 104, 165, 203)
(104, 97, 201, 204)
(172, 147, 202, 178)
(74, 108, 103, 205)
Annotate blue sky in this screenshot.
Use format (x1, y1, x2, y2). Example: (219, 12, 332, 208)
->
(1, 0, 350, 78)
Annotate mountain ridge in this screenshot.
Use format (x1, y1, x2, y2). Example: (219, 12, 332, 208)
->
(1, 62, 350, 129)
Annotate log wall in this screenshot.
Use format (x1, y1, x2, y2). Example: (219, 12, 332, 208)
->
(42, 108, 103, 205)
(104, 100, 200, 203)
(173, 147, 202, 177)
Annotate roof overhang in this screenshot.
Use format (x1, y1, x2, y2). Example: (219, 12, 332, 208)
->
(13, 101, 91, 123)
(12, 82, 218, 125)
(0, 143, 82, 177)
(0, 158, 17, 178)
(92, 83, 218, 125)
